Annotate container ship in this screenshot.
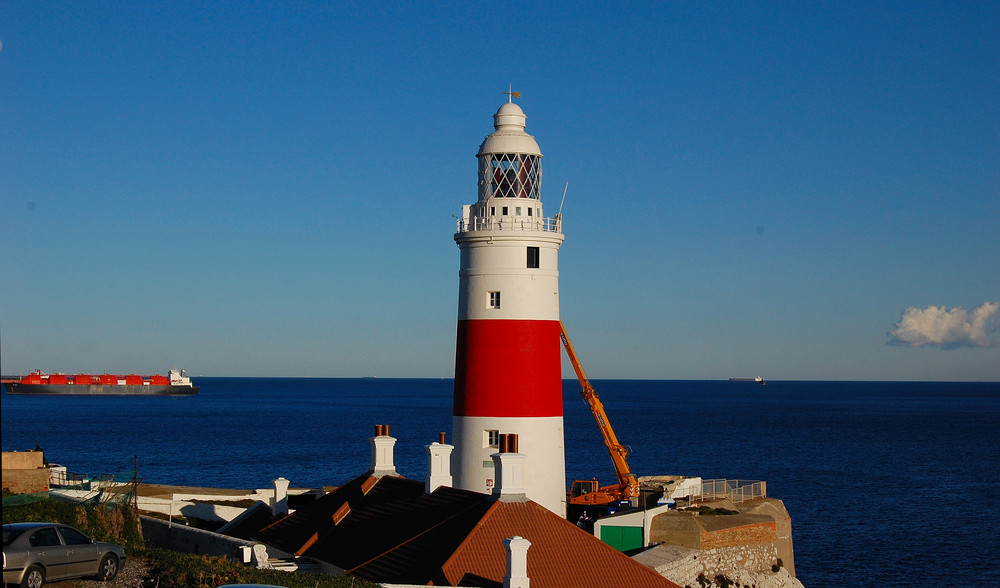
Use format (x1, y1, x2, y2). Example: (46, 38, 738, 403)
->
(3, 368, 198, 395)
(728, 376, 766, 385)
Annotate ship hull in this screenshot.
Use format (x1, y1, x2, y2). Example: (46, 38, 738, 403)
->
(4, 383, 198, 396)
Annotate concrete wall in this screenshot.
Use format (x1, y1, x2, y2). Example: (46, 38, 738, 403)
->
(2, 451, 45, 470)
(140, 516, 342, 576)
(644, 497, 795, 579)
(740, 496, 796, 576)
(137, 496, 247, 523)
(648, 512, 777, 553)
(634, 543, 799, 588)
(1, 468, 50, 494)
(141, 515, 261, 561)
(699, 520, 777, 550)
(2, 451, 49, 494)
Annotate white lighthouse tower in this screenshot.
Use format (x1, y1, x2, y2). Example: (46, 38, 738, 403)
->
(452, 97, 567, 516)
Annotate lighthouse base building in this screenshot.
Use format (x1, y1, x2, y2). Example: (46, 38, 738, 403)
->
(452, 98, 567, 517)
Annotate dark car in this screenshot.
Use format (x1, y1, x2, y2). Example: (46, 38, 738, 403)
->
(2, 522, 125, 588)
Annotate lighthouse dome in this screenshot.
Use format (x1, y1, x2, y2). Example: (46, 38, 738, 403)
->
(494, 102, 527, 129)
(478, 102, 541, 157)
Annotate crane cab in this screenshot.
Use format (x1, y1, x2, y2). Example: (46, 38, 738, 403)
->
(570, 478, 599, 499)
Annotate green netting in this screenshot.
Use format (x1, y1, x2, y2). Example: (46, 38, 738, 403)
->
(108, 468, 137, 483)
(2, 491, 50, 507)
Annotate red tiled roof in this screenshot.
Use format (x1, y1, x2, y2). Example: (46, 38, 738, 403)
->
(442, 500, 680, 588)
(313, 481, 495, 583)
(246, 473, 679, 587)
(254, 472, 383, 552)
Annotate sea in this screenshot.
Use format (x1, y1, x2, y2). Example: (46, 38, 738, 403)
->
(2, 378, 998, 587)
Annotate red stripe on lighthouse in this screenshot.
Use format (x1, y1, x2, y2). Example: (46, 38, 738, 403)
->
(454, 319, 563, 417)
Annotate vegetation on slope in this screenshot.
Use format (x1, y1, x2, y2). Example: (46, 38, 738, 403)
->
(2, 493, 378, 588)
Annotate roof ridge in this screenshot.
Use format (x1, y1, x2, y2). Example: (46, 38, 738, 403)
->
(345, 496, 500, 575)
(436, 500, 503, 577)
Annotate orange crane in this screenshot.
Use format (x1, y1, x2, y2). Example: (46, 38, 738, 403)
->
(560, 322, 641, 506)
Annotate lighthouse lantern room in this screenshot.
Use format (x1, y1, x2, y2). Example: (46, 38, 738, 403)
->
(452, 97, 567, 516)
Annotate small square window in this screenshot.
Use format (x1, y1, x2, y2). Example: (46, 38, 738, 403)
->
(490, 207, 495, 216)
(516, 207, 522, 216)
(502, 206, 509, 216)
(489, 291, 501, 308)
(485, 429, 500, 448)
(528, 208, 533, 216)
(527, 247, 539, 268)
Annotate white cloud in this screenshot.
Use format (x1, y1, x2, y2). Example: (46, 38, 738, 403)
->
(888, 301, 999, 349)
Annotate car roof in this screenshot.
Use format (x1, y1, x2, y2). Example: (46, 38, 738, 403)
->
(3, 522, 60, 530)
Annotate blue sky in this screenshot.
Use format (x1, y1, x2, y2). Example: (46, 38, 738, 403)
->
(2, 2, 997, 381)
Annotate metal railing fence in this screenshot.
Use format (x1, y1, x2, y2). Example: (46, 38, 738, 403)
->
(695, 479, 767, 503)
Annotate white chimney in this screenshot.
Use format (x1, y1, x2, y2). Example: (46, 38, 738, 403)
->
(426, 431, 454, 493)
(272, 477, 290, 516)
(503, 535, 531, 588)
(371, 424, 397, 477)
(491, 434, 526, 501)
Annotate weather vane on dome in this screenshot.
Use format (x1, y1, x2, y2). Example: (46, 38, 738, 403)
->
(504, 85, 521, 102)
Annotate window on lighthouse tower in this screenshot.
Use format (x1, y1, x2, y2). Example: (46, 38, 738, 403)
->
(527, 247, 540, 268)
(489, 291, 501, 309)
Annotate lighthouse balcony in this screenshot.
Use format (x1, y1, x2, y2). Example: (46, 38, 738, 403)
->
(456, 215, 562, 234)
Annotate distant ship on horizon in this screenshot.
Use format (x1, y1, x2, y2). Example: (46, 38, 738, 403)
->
(729, 376, 766, 385)
(4, 368, 199, 396)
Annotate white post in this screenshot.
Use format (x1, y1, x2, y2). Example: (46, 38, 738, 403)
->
(426, 440, 454, 493)
(371, 425, 397, 478)
(272, 477, 290, 516)
(503, 535, 531, 588)
(491, 451, 527, 501)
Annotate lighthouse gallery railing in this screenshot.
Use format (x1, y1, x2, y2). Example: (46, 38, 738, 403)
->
(456, 215, 562, 234)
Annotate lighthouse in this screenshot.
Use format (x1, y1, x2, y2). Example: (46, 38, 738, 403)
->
(452, 97, 567, 516)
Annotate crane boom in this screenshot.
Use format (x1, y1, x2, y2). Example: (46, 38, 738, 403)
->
(560, 322, 640, 504)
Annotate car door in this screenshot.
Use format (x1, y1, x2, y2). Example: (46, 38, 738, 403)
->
(27, 527, 72, 580)
(57, 526, 100, 577)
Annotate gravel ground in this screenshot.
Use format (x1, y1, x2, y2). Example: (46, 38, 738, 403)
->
(45, 556, 152, 588)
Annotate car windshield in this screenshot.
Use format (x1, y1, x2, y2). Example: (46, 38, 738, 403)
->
(3, 528, 26, 546)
